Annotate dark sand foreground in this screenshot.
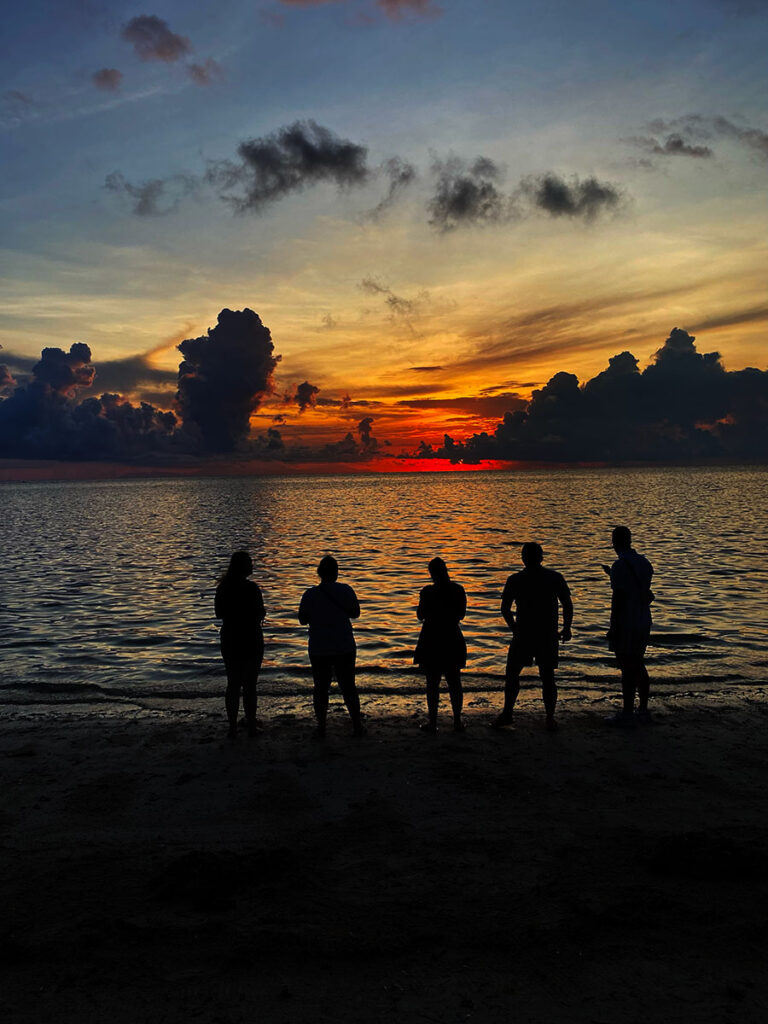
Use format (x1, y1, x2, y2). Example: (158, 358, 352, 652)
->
(2, 692, 767, 1024)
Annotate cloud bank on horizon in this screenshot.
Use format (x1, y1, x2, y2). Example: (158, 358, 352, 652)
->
(1, 316, 766, 465)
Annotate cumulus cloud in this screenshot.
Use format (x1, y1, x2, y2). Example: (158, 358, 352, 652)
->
(624, 133, 713, 158)
(92, 68, 123, 93)
(104, 171, 197, 216)
(427, 160, 623, 230)
(520, 173, 623, 220)
(0, 344, 177, 460)
(357, 415, 378, 451)
(186, 58, 222, 86)
(417, 328, 768, 463)
(207, 120, 370, 213)
(294, 380, 320, 412)
(176, 308, 280, 451)
(0, 309, 288, 461)
(121, 15, 192, 63)
(428, 156, 511, 231)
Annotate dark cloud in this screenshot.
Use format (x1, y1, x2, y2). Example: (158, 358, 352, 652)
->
(428, 156, 510, 231)
(32, 343, 95, 393)
(104, 171, 197, 216)
(207, 120, 370, 214)
(272, 413, 287, 424)
(186, 59, 222, 86)
(176, 308, 280, 451)
(92, 68, 123, 93)
(254, 426, 285, 452)
(0, 309, 285, 461)
(0, 344, 177, 460)
(648, 115, 768, 162)
(417, 329, 768, 463)
(367, 156, 417, 218)
(357, 416, 378, 451)
(410, 365, 443, 372)
(624, 133, 713, 158)
(294, 380, 320, 412)
(121, 15, 192, 63)
(520, 173, 623, 220)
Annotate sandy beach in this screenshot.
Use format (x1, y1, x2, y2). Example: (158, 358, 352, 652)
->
(2, 690, 767, 1024)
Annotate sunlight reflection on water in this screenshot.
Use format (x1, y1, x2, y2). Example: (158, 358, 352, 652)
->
(1, 467, 766, 710)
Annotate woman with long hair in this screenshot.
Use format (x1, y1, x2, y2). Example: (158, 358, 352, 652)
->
(214, 551, 265, 738)
(414, 557, 467, 733)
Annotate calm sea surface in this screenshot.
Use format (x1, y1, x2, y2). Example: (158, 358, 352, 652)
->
(1, 467, 766, 716)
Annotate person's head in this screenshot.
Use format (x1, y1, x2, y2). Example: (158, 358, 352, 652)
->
(521, 542, 544, 568)
(225, 550, 252, 579)
(317, 554, 339, 582)
(428, 556, 450, 584)
(612, 526, 632, 552)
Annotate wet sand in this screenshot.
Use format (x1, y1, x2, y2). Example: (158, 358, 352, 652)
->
(2, 691, 767, 1023)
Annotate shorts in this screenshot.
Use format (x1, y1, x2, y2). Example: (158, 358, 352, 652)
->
(507, 637, 558, 672)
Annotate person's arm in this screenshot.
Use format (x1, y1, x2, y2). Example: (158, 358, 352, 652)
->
(456, 584, 467, 622)
(255, 584, 266, 623)
(344, 585, 361, 619)
(558, 577, 573, 642)
(417, 587, 427, 622)
(214, 585, 223, 621)
(298, 589, 311, 625)
(501, 578, 516, 632)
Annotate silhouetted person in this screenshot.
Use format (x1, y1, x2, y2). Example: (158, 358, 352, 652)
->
(214, 551, 265, 739)
(298, 555, 364, 737)
(603, 525, 654, 725)
(492, 542, 573, 731)
(414, 557, 467, 733)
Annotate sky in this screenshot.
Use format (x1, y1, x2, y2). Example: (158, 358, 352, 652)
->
(1, 0, 767, 471)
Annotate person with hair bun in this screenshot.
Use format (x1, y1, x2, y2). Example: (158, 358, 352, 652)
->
(214, 551, 265, 739)
(414, 557, 467, 733)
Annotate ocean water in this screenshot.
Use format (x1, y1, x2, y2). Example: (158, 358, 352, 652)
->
(1, 467, 766, 716)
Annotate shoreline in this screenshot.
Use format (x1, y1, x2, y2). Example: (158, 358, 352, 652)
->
(2, 691, 767, 1022)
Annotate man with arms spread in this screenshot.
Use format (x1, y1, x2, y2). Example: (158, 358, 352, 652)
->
(603, 526, 653, 726)
(492, 542, 573, 732)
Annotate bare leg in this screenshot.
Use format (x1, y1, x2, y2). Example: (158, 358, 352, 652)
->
(424, 671, 440, 731)
(224, 660, 242, 736)
(493, 648, 524, 727)
(637, 662, 650, 714)
(445, 668, 464, 730)
(310, 655, 333, 736)
(336, 653, 364, 734)
(620, 666, 636, 716)
(539, 666, 558, 728)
